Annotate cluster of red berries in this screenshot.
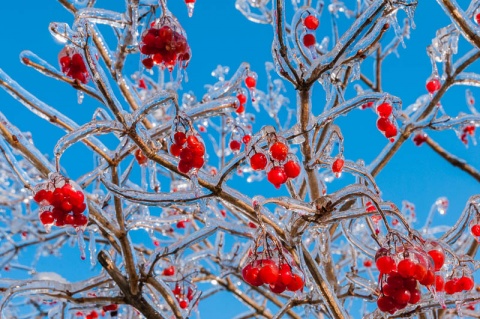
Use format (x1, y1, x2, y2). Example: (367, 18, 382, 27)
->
(242, 256, 304, 294)
(442, 274, 474, 295)
(302, 15, 319, 49)
(375, 102, 397, 142)
(237, 73, 257, 109)
(460, 125, 475, 145)
(249, 139, 301, 188)
(172, 283, 195, 309)
(169, 130, 206, 174)
(140, 20, 191, 71)
(33, 173, 88, 231)
(229, 134, 251, 153)
(375, 244, 444, 314)
(58, 47, 89, 84)
(426, 76, 441, 94)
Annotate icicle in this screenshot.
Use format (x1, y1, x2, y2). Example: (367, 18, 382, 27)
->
(89, 227, 97, 267)
(77, 91, 84, 104)
(77, 229, 86, 260)
(186, 2, 195, 17)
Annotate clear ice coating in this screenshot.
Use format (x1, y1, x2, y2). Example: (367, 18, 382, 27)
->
(0, 0, 478, 318)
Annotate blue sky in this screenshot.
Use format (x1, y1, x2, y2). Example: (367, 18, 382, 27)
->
(0, 0, 479, 318)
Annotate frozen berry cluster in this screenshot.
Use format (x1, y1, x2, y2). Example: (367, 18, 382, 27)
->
(248, 138, 301, 188)
(140, 19, 191, 71)
(242, 250, 304, 294)
(375, 101, 398, 142)
(172, 283, 196, 309)
(375, 242, 450, 314)
(58, 47, 89, 84)
(169, 130, 206, 174)
(33, 173, 88, 231)
(302, 14, 319, 49)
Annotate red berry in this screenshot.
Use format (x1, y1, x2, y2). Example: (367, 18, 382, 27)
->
(471, 224, 480, 236)
(242, 263, 263, 286)
(269, 277, 287, 294)
(279, 264, 293, 285)
(363, 260, 372, 267)
(72, 202, 87, 215)
(258, 260, 279, 284)
(377, 295, 396, 313)
(245, 76, 256, 88)
(419, 270, 435, 286)
(435, 275, 445, 292)
(375, 256, 396, 274)
(179, 300, 188, 309)
(142, 58, 154, 69)
(242, 135, 251, 144)
(190, 142, 205, 157)
(332, 158, 344, 175)
(476, 13, 480, 25)
(163, 266, 175, 276)
(382, 284, 396, 297)
(409, 289, 421, 304)
(303, 34, 316, 47)
(250, 153, 268, 170)
(237, 93, 247, 105)
(284, 160, 301, 178)
(393, 288, 411, 305)
(387, 273, 405, 288)
(73, 214, 88, 227)
(427, 250, 445, 271)
(170, 144, 182, 157)
(456, 276, 474, 291)
(270, 141, 289, 161)
(61, 201, 73, 212)
(135, 149, 148, 165)
(397, 259, 415, 278)
(426, 78, 441, 93)
(286, 273, 304, 291)
(34, 189, 47, 204)
(230, 140, 241, 152)
(444, 280, 456, 294)
(102, 304, 118, 312)
(191, 156, 204, 169)
(177, 221, 186, 228)
(178, 160, 193, 174)
(304, 15, 319, 30)
(413, 133, 428, 146)
(267, 167, 288, 188)
(236, 103, 245, 114)
(377, 102, 393, 118)
(187, 287, 194, 301)
(403, 277, 417, 291)
(39, 211, 54, 225)
(412, 263, 427, 281)
(376, 117, 392, 132)
(180, 148, 194, 162)
(186, 135, 201, 148)
(174, 132, 187, 145)
(384, 124, 397, 139)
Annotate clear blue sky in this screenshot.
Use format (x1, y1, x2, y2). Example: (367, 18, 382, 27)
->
(0, 1, 479, 318)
